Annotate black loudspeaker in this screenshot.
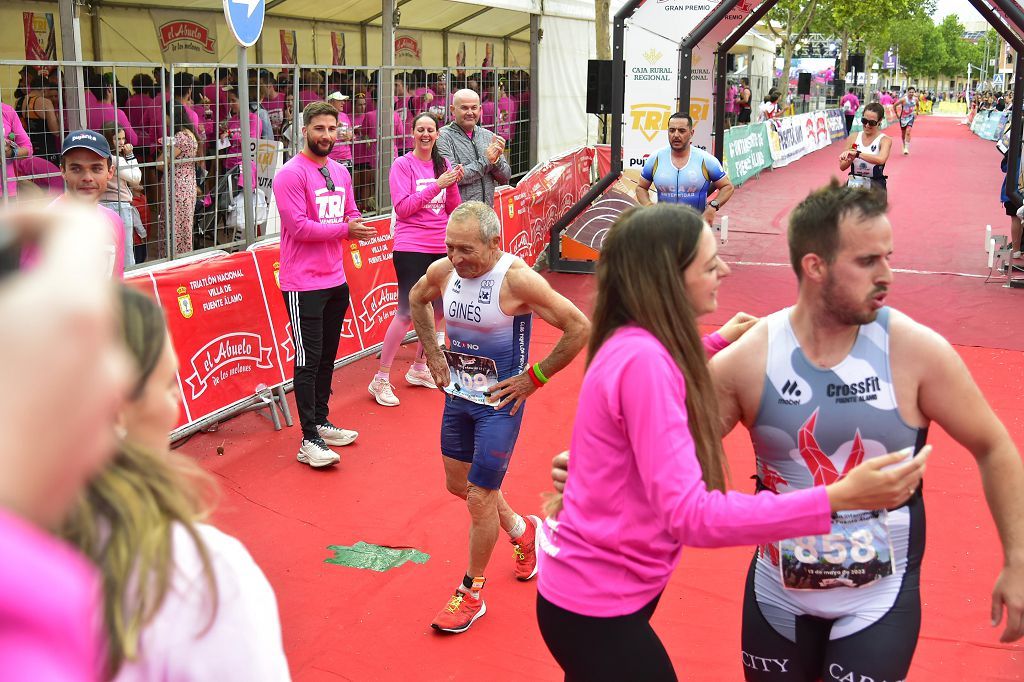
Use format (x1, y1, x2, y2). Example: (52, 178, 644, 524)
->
(833, 79, 846, 97)
(726, 53, 736, 72)
(848, 54, 865, 72)
(797, 72, 812, 95)
(586, 60, 613, 114)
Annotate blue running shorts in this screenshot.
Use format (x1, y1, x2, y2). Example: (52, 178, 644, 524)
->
(440, 393, 525, 489)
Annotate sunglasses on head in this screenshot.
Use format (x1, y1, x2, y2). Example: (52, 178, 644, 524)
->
(861, 118, 880, 127)
(318, 165, 335, 192)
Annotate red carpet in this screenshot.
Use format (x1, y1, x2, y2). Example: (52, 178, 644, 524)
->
(179, 116, 1024, 680)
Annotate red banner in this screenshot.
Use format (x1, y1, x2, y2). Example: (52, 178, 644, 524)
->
(331, 32, 346, 67)
(496, 147, 594, 267)
(248, 241, 363, 374)
(130, 253, 285, 429)
(280, 30, 297, 66)
(342, 217, 398, 350)
(23, 12, 56, 61)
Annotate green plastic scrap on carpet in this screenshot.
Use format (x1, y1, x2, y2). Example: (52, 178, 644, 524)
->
(324, 541, 430, 572)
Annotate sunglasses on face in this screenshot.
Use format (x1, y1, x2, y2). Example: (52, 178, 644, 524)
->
(862, 118, 880, 127)
(318, 165, 335, 192)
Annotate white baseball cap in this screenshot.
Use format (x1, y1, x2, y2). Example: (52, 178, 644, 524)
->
(326, 91, 350, 101)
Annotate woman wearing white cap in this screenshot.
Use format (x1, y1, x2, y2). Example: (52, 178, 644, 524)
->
(326, 91, 354, 171)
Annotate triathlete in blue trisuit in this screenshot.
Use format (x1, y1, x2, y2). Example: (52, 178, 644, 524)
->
(636, 112, 735, 225)
(896, 87, 919, 155)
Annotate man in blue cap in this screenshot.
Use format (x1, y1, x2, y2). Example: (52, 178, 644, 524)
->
(55, 130, 125, 278)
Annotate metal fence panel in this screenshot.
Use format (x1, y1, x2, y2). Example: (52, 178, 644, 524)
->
(2, 59, 533, 268)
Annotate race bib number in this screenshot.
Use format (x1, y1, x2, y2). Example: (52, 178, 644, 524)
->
(443, 350, 499, 405)
(847, 175, 872, 189)
(778, 510, 895, 590)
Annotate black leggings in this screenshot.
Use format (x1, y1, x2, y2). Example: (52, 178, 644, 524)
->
(537, 591, 676, 682)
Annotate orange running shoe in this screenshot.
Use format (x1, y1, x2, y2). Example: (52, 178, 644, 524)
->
(511, 515, 541, 581)
(430, 588, 486, 633)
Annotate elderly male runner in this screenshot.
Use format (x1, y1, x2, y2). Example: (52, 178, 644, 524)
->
(410, 201, 589, 633)
(711, 181, 1024, 680)
(636, 112, 735, 225)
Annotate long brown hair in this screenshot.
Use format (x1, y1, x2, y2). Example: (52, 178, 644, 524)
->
(61, 286, 218, 679)
(412, 111, 447, 178)
(546, 204, 727, 515)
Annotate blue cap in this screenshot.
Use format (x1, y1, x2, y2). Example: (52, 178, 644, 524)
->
(60, 129, 111, 159)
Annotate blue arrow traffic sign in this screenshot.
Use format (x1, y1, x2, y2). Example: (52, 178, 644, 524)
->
(223, 0, 265, 47)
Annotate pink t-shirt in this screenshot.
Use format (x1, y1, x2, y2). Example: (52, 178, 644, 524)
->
(725, 86, 738, 114)
(390, 153, 461, 253)
(481, 96, 516, 142)
(263, 92, 286, 136)
(840, 93, 860, 113)
(328, 112, 354, 163)
(0, 509, 102, 681)
(14, 156, 63, 195)
(86, 103, 139, 147)
(880, 94, 894, 106)
(537, 325, 831, 617)
(353, 110, 378, 167)
(273, 152, 362, 291)
(124, 93, 151, 132)
(395, 96, 413, 151)
(223, 111, 263, 188)
(299, 89, 322, 112)
(2, 103, 32, 198)
(203, 83, 231, 123)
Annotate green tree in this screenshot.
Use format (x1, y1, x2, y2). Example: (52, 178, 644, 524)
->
(818, 0, 931, 81)
(891, 17, 948, 81)
(766, 0, 822, 98)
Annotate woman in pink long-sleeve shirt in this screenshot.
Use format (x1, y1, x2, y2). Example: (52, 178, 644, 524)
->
(536, 204, 927, 681)
(368, 112, 463, 407)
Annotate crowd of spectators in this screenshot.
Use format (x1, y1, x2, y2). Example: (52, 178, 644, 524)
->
(2, 64, 532, 265)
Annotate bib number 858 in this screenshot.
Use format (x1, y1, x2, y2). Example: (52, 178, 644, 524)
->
(792, 529, 877, 564)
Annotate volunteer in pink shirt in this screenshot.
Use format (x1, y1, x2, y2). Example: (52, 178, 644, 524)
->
(535, 204, 928, 681)
(840, 87, 860, 135)
(219, 86, 262, 189)
(86, 83, 139, 148)
(351, 93, 378, 210)
(272, 101, 377, 469)
(2, 102, 33, 201)
(368, 112, 463, 407)
(326, 91, 355, 170)
(260, 71, 287, 138)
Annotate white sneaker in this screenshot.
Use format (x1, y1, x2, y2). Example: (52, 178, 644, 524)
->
(405, 367, 437, 389)
(1013, 250, 1023, 259)
(368, 377, 400, 406)
(317, 421, 358, 447)
(903, 145, 909, 155)
(297, 437, 340, 468)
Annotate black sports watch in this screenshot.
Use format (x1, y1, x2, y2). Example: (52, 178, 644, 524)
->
(709, 199, 720, 210)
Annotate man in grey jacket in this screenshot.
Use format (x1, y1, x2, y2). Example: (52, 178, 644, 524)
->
(437, 89, 512, 205)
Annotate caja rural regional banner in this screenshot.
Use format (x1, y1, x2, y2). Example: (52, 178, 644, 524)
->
(623, 0, 759, 167)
